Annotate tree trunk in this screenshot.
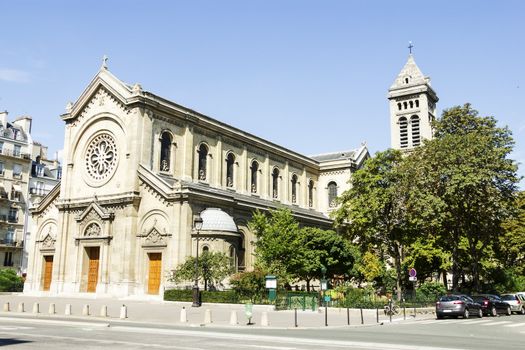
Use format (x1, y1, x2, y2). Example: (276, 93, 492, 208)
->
(306, 279, 311, 292)
(451, 228, 460, 291)
(394, 243, 403, 301)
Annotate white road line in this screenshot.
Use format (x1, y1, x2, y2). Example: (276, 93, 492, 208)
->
(504, 322, 525, 328)
(480, 321, 511, 326)
(245, 346, 297, 350)
(462, 319, 493, 324)
(111, 326, 466, 350)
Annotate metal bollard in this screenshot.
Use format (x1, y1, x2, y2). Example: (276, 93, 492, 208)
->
(360, 308, 364, 324)
(32, 302, 39, 314)
(179, 306, 187, 323)
(3, 302, 9, 312)
(376, 307, 379, 323)
(347, 307, 350, 325)
(17, 302, 25, 313)
(65, 304, 72, 315)
(294, 308, 298, 327)
(48, 303, 56, 314)
(404, 305, 406, 320)
(120, 304, 127, 319)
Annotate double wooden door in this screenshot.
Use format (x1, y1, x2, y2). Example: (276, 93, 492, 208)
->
(87, 247, 100, 293)
(43, 256, 53, 291)
(148, 253, 162, 294)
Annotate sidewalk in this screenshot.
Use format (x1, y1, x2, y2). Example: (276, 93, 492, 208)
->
(0, 294, 435, 329)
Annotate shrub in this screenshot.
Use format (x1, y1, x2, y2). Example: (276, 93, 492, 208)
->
(164, 289, 239, 304)
(416, 281, 447, 302)
(229, 269, 267, 303)
(0, 269, 24, 292)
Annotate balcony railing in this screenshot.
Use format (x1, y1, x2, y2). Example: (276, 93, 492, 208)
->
(0, 148, 30, 160)
(0, 239, 23, 247)
(7, 216, 18, 223)
(29, 188, 50, 196)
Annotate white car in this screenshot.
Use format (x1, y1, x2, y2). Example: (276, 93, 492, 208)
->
(501, 294, 525, 314)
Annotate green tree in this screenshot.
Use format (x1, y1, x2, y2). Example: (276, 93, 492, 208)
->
(498, 191, 525, 275)
(170, 251, 233, 290)
(230, 268, 267, 302)
(405, 104, 519, 291)
(249, 208, 356, 291)
(334, 149, 410, 300)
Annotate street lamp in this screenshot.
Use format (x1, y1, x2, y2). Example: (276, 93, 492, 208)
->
(192, 214, 204, 307)
(320, 265, 328, 326)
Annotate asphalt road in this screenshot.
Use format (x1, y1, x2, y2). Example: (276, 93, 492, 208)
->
(1, 313, 524, 349)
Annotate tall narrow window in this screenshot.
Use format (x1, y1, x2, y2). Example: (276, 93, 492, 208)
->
(291, 174, 298, 204)
(226, 153, 235, 187)
(415, 99, 419, 108)
(272, 168, 279, 199)
(409, 101, 413, 109)
(308, 180, 314, 207)
(160, 132, 172, 172)
(250, 160, 258, 193)
(328, 182, 338, 208)
(399, 117, 408, 148)
(411, 115, 421, 146)
(397, 103, 402, 111)
(403, 102, 408, 109)
(229, 245, 237, 271)
(198, 144, 208, 181)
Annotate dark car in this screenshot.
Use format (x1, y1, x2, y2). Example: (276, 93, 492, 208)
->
(436, 294, 483, 319)
(471, 294, 512, 316)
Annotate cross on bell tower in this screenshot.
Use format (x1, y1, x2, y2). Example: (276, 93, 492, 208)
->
(408, 41, 414, 54)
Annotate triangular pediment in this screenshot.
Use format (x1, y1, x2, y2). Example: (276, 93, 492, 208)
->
(390, 55, 427, 89)
(61, 68, 141, 125)
(75, 201, 114, 222)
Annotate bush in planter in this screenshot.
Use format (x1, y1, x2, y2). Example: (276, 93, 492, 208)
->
(230, 269, 267, 303)
(0, 269, 24, 292)
(164, 289, 239, 303)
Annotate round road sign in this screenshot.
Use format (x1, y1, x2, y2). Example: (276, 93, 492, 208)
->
(409, 268, 417, 277)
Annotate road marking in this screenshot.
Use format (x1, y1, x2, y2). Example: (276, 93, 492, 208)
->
(0, 326, 34, 330)
(480, 321, 511, 326)
(462, 319, 492, 324)
(504, 322, 525, 328)
(111, 326, 466, 350)
(245, 346, 296, 350)
(0, 331, 201, 350)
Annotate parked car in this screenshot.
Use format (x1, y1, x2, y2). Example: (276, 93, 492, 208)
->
(471, 294, 511, 316)
(500, 294, 525, 314)
(436, 294, 483, 319)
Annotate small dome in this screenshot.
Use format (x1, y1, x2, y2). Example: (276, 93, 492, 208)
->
(199, 208, 238, 233)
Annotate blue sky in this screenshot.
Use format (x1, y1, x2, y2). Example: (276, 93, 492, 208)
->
(1, 0, 524, 187)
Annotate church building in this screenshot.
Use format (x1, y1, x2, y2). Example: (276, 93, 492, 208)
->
(23, 61, 369, 298)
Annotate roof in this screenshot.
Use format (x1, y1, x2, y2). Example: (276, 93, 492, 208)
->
(390, 54, 428, 90)
(309, 150, 357, 162)
(199, 208, 238, 233)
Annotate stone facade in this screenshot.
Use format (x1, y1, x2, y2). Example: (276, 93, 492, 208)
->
(389, 55, 438, 151)
(24, 66, 368, 298)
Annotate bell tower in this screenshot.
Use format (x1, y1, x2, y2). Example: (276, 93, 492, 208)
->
(388, 47, 438, 151)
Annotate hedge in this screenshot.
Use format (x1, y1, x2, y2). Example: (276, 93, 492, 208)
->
(164, 289, 239, 304)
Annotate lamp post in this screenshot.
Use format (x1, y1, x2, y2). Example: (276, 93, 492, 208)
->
(320, 265, 328, 327)
(192, 214, 203, 307)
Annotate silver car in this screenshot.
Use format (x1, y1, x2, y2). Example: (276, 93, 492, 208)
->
(501, 294, 525, 314)
(436, 294, 483, 319)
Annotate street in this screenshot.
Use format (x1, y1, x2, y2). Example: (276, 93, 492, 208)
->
(1, 314, 524, 349)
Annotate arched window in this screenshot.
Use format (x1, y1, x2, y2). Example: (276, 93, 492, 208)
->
(399, 117, 408, 148)
(328, 181, 338, 208)
(308, 180, 314, 207)
(403, 102, 408, 109)
(226, 153, 235, 187)
(409, 101, 413, 109)
(272, 168, 279, 199)
(202, 246, 209, 253)
(405, 77, 409, 84)
(160, 132, 172, 172)
(250, 160, 258, 193)
(411, 115, 421, 146)
(229, 245, 237, 271)
(198, 144, 208, 181)
(291, 174, 298, 204)
(397, 103, 402, 111)
(415, 99, 419, 108)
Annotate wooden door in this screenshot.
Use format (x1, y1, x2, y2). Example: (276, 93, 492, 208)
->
(148, 253, 162, 294)
(87, 247, 100, 293)
(43, 256, 53, 291)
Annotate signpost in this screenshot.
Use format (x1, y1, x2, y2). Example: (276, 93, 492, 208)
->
(265, 275, 277, 303)
(409, 268, 417, 317)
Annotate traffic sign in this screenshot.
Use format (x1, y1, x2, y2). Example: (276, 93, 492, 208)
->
(409, 276, 417, 282)
(409, 268, 417, 278)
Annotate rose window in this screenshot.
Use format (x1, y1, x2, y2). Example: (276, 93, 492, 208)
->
(85, 133, 118, 181)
